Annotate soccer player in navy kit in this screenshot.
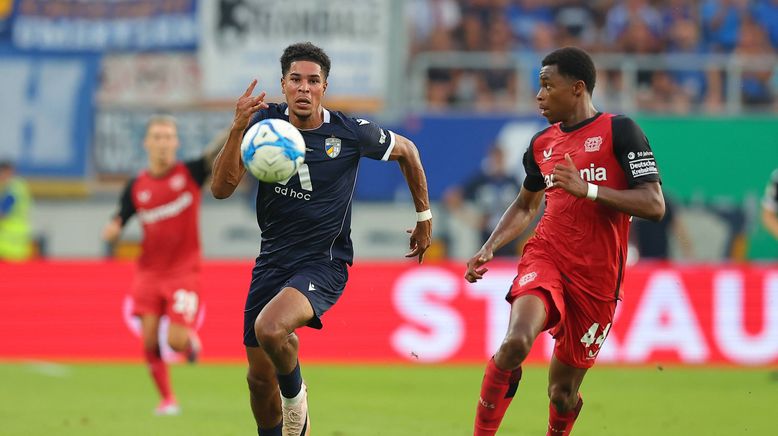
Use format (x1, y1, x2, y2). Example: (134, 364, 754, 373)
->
(211, 42, 433, 436)
(466, 47, 665, 435)
(102, 116, 224, 415)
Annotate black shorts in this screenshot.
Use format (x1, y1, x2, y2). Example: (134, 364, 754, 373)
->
(243, 259, 349, 347)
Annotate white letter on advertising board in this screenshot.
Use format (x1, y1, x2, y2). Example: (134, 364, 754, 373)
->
(391, 267, 464, 362)
(715, 271, 778, 364)
(623, 272, 709, 363)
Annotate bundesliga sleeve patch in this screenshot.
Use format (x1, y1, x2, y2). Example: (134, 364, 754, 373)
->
(626, 151, 659, 178)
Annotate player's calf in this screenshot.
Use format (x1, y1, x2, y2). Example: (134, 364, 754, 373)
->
(474, 357, 523, 436)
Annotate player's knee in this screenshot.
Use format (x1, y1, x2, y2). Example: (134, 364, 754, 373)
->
(500, 332, 534, 363)
(254, 321, 287, 353)
(548, 383, 577, 413)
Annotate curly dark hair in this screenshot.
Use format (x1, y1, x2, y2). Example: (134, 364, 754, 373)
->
(280, 42, 331, 79)
(542, 47, 596, 95)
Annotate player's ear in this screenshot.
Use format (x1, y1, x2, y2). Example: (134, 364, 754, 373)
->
(281, 77, 286, 94)
(573, 80, 585, 97)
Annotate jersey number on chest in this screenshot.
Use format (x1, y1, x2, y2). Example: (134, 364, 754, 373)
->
(278, 163, 313, 191)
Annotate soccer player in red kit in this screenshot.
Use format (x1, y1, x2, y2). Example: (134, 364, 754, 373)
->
(467, 47, 665, 435)
(102, 116, 224, 415)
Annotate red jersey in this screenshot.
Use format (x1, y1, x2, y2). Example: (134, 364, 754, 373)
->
(116, 159, 209, 275)
(521, 113, 661, 301)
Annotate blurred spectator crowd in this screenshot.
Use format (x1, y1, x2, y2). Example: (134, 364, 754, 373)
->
(407, 0, 778, 113)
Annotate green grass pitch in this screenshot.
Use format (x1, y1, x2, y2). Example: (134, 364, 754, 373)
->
(1, 362, 774, 435)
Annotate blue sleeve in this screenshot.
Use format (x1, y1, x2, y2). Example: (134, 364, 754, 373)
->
(352, 117, 395, 161)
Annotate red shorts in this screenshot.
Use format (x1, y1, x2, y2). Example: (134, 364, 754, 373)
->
(131, 271, 201, 327)
(508, 252, 617, 369)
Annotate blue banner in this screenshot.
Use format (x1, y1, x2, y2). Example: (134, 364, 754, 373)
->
(0, 49, 99, 177)
(357, 115, 546, 201)
(11, 0, 197, 52)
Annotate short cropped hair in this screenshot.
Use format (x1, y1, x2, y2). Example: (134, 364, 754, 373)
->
(542, 47, 596, 95)
(145, 114, 177, 134)
(280, 42, 331, 79)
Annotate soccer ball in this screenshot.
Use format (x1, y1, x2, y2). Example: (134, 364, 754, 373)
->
(241, 118, 306, 183)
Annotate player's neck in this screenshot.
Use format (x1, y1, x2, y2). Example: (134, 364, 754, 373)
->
(560, 102, 598, 128)
(148, 161, 175, 177)
(290, 107, 324, 130)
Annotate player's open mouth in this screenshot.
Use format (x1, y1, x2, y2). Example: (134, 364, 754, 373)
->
(539, 107, 550, 116)
(295, 99, 311, 108)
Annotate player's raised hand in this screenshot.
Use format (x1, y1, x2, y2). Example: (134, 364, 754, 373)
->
(552, 153, 587, 198)
(234, 79, 269, 131)
(405, 220, 432, 263)
(465, 247, 493, 283)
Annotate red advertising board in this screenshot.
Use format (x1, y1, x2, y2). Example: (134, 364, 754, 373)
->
(1, 260, 777, 365)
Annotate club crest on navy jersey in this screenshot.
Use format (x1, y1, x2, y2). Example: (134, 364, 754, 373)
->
(325, 137, 341, 158)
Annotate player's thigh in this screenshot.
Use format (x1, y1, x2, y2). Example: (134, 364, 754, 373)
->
(255, 287, 316, 335)
(244, 265, 296, 347)
(282, 260, 348, 329)
(130, 273, 165, 319)
(161, 275, 201, 327)
(553, 290, 617, 369)
(505, 292, 549, 341)
(507, 251, 566, 337)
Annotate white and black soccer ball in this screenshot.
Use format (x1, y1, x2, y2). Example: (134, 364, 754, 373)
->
(241, 118, 306, 183)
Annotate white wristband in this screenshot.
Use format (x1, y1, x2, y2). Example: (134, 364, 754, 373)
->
(416, 209, 433, 222)
(586, 183, 598, 201)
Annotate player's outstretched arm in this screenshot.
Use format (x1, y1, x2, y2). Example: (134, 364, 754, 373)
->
(553, 153, 665, 221)
(465, 187, 543, 283)
(388, 134, 432, 263)
(211, 79, 268, 199)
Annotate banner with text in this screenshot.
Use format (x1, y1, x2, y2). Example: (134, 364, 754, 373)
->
(2, 261, 776, 365)
(198, 0, 392, 104)
(11, 0, 197, 52)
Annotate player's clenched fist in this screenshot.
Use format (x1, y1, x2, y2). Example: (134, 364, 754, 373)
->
(234, 79, 269, 131)
(552, 153, 587, 198)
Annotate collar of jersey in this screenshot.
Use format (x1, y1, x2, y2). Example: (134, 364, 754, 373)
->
(283, 106, 331, 129)
(558, 112, 602, 133)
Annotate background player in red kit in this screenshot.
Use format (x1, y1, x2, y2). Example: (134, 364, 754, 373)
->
(102, 116, 223, 415)
(466, 47, 665, 435)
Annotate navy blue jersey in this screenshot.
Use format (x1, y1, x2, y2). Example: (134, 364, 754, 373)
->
(248, 103, 396, 268)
